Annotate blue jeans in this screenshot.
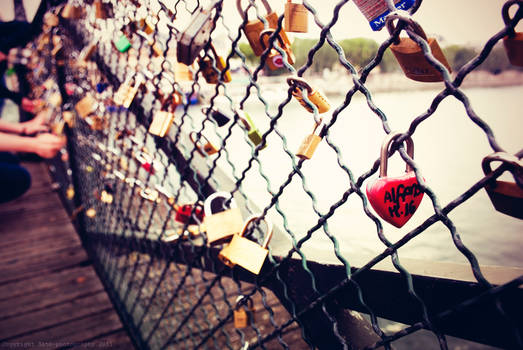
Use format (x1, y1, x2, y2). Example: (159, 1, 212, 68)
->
(0, 152, 31, 203)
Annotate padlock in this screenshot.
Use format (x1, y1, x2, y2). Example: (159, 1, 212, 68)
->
(202, 107, 231, 127)
(113, 75, 144, 108)
(177, 2, 217, 65)
(287, 77, 330, 113)
(78, 42, 97, 64)
(63, 111, 75, 127)
(66, 185, 75, 200)
(353, 0, 415, 31)
(174, 62, 194, 81)
(100, 189, 114, 204)
(296, 119, 326, 160)
(237, 0, 291, 56)
(236, 109, 266, 149)
(114, 34, 132, 53)
(135, 151, 156, 174)
(189, 132, 219, 156)
(138, 16, 157, 35)
(259, 29, 295, 70)
(198, 44, 232, 84)
(140, 188, 159, 202)
(149, 111, 174, 137)
(386, 14, 451, 82)
(218, 214, 273, 275)
(174, 203, 205, 225)
(233, 296, 255, 328)
(44, 13, 59, 27)
(285, 0, 308, 33)
(202, 192, 244, 245)
(366, 132, 424, 228)
(136, 30, 164, 57)
(75, 95, 97, 118)
(502, 0, 523, 67)
(93, 0, 106, 19)
(86, 115, 106, 131)
(48, 92, 62, 108)
(482, 152, 523, 219)
(61, 3, 84, 19)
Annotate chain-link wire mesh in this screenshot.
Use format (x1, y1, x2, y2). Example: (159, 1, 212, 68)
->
(25, 0, 523, 349)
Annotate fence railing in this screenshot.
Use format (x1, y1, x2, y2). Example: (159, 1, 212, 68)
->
(28, 0, 523, 349)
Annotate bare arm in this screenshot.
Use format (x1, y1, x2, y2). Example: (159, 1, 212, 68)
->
(0, 132, 65, 158)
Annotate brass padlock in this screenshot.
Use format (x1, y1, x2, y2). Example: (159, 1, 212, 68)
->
(287, 77, 330, 114)
(259, 29, 295, 70)
(218, 214, 274, 275)
(149, 111, 174, 137)
(482, 152, 523, 219)
(113, 75, 144, 108)
(285, 0, 308, 33)
(75, 95, 97, 118)
(236, 109, 266, 149)
(296, 119, 326, 160)
(177, 2, 216, 65)
(189, 131, 219, 156)
(386, 14, 451, 82)
(237, 0, 291, 56)
(502, 0, 523, 67)
(233, 296, 255, 328)
(198, 44, 232, 84)
(202, 192, 244, 245)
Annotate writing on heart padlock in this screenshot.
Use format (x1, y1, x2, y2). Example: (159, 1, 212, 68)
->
(177, 2, 217, 65)
(366, 132, 424, 228)
(287, 77, 330, 113)
(237, 0, 291, 56)
(285, 0, 308, 33)
(259, 29, 295, 70)
(218, 214, 273, 275)
(482, 152, 523, 219)
(148, 93, 181, 137)
(296, 119, 326, 160)
(202, 107, 231, 127)
(236, 109, 266, 149)
(75, 95, 97, 118)
(199, 44, 232, 84)
(502, 0, 523, 67)
(353, 0, 415, 31)
(386, 14, 451, 82)
(202, 192, 244, 245)
(189, 132, 219, 156)
(113, 75, 144, 108)
(233, 296, 255, 328)
(174, 203, 205, 225)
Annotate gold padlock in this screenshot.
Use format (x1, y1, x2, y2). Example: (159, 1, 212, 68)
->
(199, 44, 232, 84)
(202, 192, 244, 245)
(386, 14, 451, 82)
(189, 131, 219, 156)
(237, 0, 291, 56)
(296, 119, 326, 160)
(218, 214, 273, 275)
(75, 95, 97, 118)
(174, 62, 194, 81)
(502, 0, 523, 67)
(482, 152, 523, 219)
(287, 77, 330, 113)
(149, 111, 174, 137)
(284, 0, 308, 33)
(113, 75, 144, 108)
(233, 296, 255, 328)
(259, 29, 295, 70)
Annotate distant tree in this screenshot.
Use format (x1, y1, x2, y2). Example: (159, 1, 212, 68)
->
(378, 48, 400, 73)
(443, 45, 477, 71)
(478, 44, 515, 74)
(339, 38, 378, 69)
(292, 38, 338, 73)
(237, 43, 257, 64)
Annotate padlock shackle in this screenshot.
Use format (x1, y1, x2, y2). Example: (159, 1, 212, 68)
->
(286, 77, 313, 94)
(380, 132, 414, 178)
(482, 152, 523, 188)
(235, 296, 254, 310)
(385, 12, 428, 45)
(237, 0, 272, 21)
(502, 0, 523, 36)
(189, 131, 216, 156)
(204, 191, 237, 216)
(239, 214, 274, 249)
(259, 29, 286, 51)
(235, 108, 255, 131)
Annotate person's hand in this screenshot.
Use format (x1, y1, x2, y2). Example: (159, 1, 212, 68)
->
(21, 97, 45, 114)
(0, 51, 6, 62)
(30, 133, 66, 159)
(20, 109, 50, 135)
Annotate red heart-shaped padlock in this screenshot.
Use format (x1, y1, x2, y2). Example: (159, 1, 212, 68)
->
(366, 172, 424, 228)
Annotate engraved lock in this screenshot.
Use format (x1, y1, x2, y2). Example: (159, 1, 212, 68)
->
(189, 131, 219, 156)
(296, 119, 326, 160)
(177, 2, 217, 65)
(287, 77, 330, 114)
(285, 0, 308, 33)
(114, 34, 132, 53)
(502, 0, 523, 67)
(482, 152, 523, 219)
(75, 94, 97, 118)
(233, 296, 255, 328)
(199, 44, 232, 84)
(386, 14, 452, 82)
(137, 30, 164, 57)
(353, 0, 415, 31)
(366, 132, 424, 228)
(259, 29, 295, 70)
(237, 0, 291, 56)
(174, 203, 205, 225)
(202, 192, 244, 245)
(218, 214, 274, 275)
(202, 107, 231, 127)
(236, 109, 266, 149)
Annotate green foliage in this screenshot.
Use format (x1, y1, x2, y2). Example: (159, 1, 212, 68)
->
(292, 38, 339, 73)
(237, 42, 256, 64)
(378, 48, 400, 73)
(339, 38, 378, 69)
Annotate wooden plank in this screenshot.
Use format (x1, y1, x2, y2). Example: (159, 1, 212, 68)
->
(84, 330, 134, 349)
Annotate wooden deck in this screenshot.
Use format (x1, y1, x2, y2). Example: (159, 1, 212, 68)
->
(0, 161, 134, 350)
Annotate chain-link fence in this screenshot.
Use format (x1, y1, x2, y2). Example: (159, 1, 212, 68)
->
(26, 0, 523, 349)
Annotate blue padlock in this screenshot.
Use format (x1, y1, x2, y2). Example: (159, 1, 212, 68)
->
(353, 0, 415, 31)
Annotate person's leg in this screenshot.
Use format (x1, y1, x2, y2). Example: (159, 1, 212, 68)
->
(0, 152, 31, 203)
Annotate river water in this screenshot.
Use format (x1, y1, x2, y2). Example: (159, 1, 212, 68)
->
(191, 84, 522, 268)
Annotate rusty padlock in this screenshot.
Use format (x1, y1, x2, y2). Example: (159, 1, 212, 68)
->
(287, 77, 330, 113)
(353, 0, 415, 31)
(189, 131, 219, 156)
(199, 44, 232, 84)
(296, 119, 326, 160)
(386, 14, 451, 82)
(482, 152, 523, 219)
(236, 108, 266, 149)
(502, 0, 523, 67)
(233, 296, 255, 328)
(177, 2, 216, 65)
(237, 0, 291, 56)
(75, 95, 97, 118)
(218, 214, 273, 275)
(202, 192, 244, 245)
(285, 0, 308, 33)
(259, 29, 295, 70)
